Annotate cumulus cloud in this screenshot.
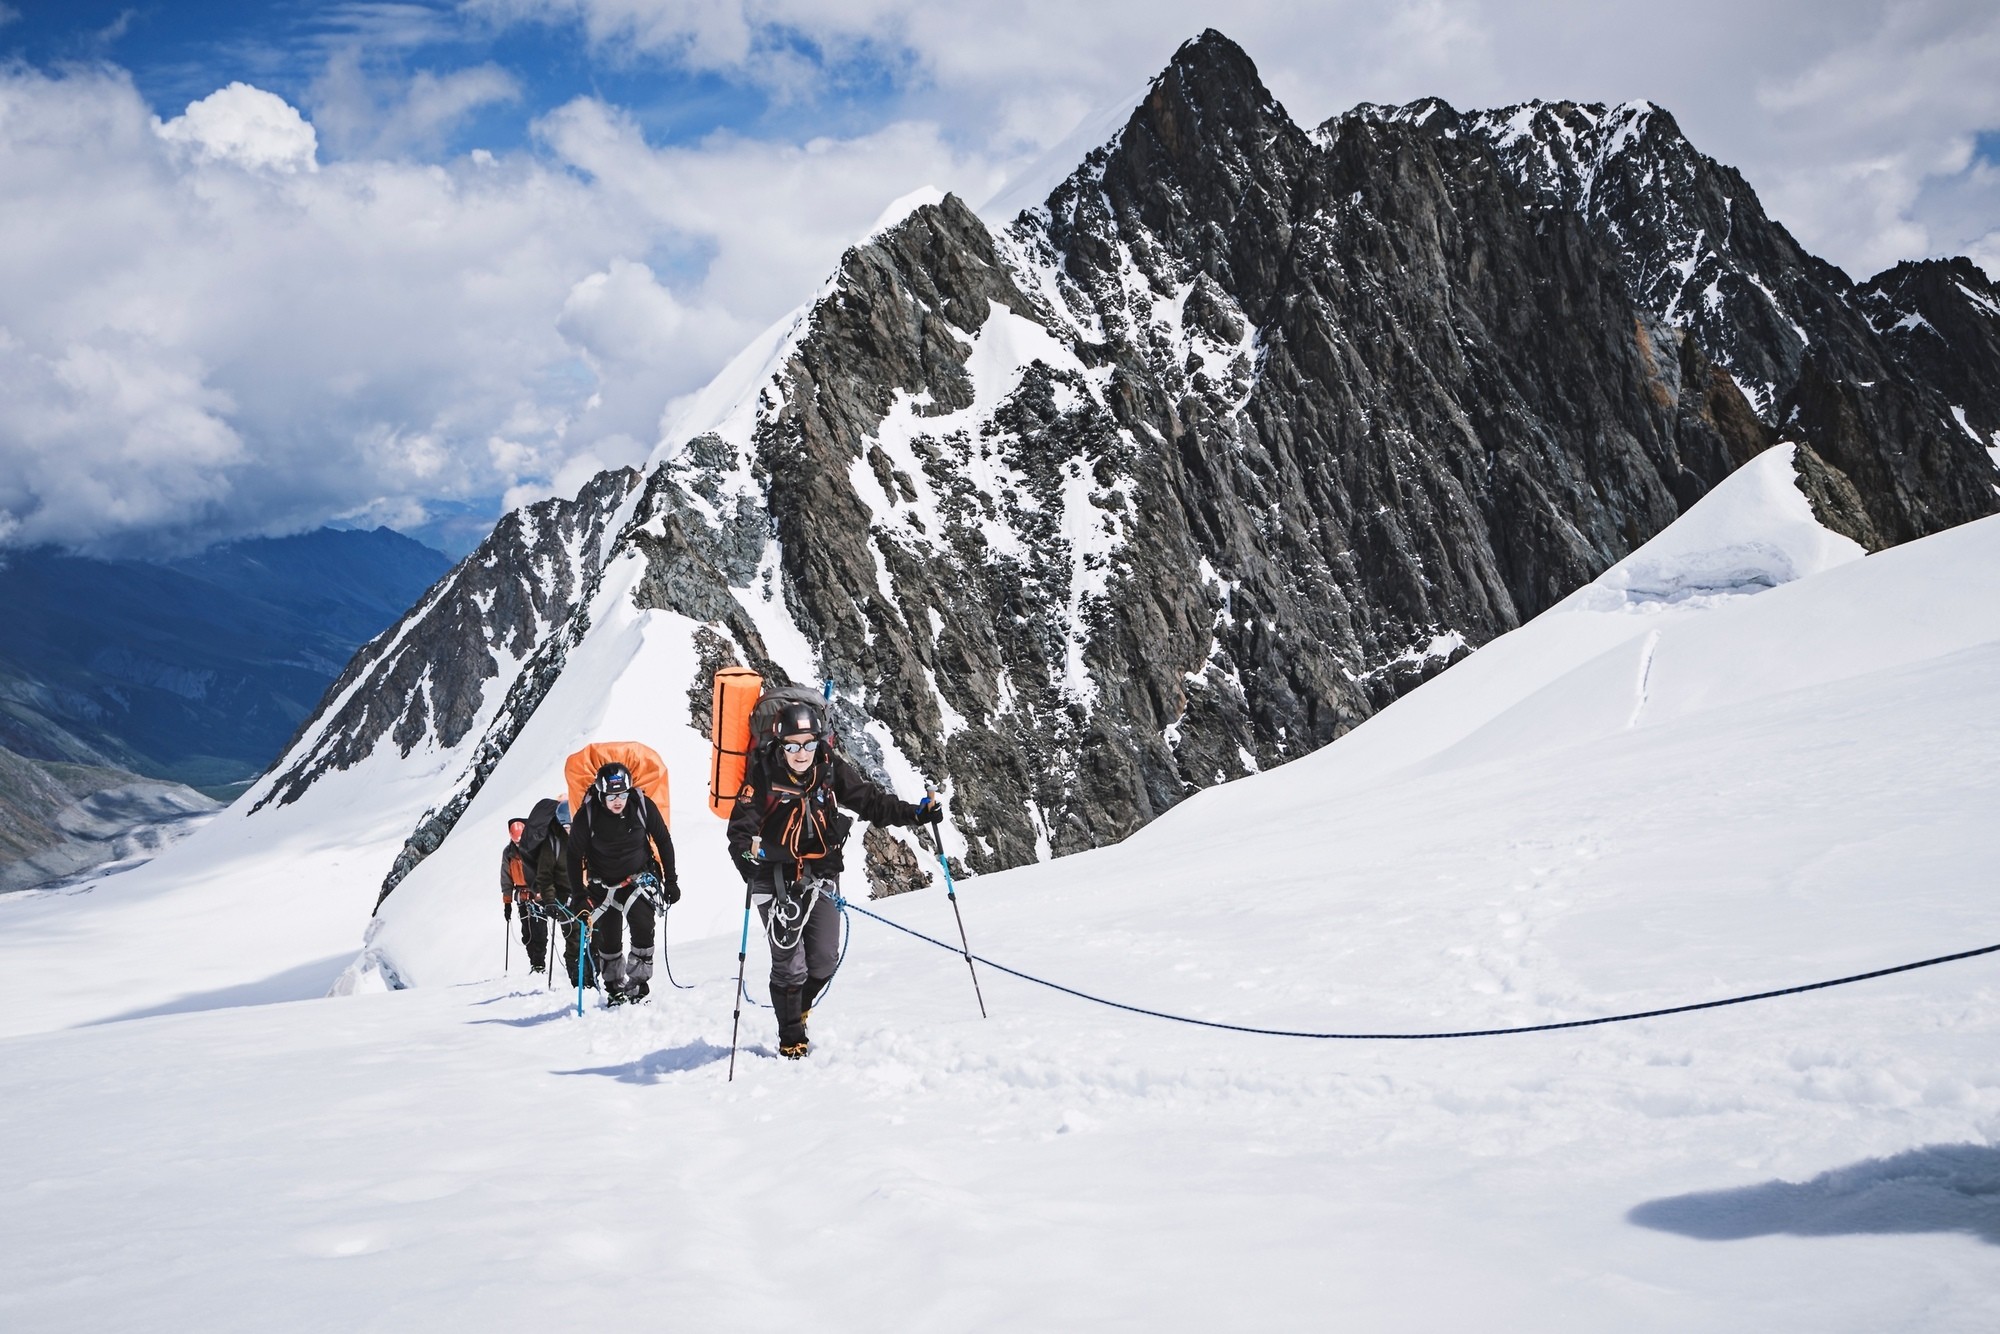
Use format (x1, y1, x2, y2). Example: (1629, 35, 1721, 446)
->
(155, 82, 319, 172)
(1750, 0, 2000, 277)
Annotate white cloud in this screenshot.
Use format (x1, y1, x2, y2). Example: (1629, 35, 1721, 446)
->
(308, 52, 521, 159)
(155, 83, 320, 173)
(0, 66, 993, 554)
(1749, 0, 2000, 277)
(6, 3, 1997, 555)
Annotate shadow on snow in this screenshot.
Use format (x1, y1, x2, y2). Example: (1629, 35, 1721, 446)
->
(80, 953, 355, 1026)
(467, 1008, 581, 1028)
(1630, 1143, 2000, 1246)
(556, 1039, 738, 1083)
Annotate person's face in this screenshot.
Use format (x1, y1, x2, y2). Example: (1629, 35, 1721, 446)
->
(604, 791, 629, 815)
(508, 820, 525, 843)
(781, 733, 817, 773)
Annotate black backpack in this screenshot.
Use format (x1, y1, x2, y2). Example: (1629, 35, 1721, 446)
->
(749, 683, 836, 747)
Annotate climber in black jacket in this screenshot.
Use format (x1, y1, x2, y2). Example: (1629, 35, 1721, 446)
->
(726, 701, 940, 1057)
(522, 797, 591, 988)
(566, 762, 679, 1005)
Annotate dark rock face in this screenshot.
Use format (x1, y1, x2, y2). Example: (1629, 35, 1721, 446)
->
(1858, 257, 2000, 455)
(256, 467, 638, 814)
(623, 31, 1787, 875)
(1451, 98, 2000, 546)
(286, 30, 1999, 904)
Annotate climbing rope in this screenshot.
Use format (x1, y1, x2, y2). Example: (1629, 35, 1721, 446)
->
(637, 883, 697, 992)
(834, 894, 2000, 1040)
(735, 883, 852, 1012)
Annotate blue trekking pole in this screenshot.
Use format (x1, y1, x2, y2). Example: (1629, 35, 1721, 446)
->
(925, 792, 986, 1019)
(728, 877, 754, 1081)
(576, 913, 590, 1018)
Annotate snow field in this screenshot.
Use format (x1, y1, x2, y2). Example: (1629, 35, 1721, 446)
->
(4, 452, 1999, 1327)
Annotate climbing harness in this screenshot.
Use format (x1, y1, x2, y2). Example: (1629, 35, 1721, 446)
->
(740, 885, 852, 1012)
(835, 895, 2000, 1041)
(764, 870, 823, 954)
(578, 872, 695, 999)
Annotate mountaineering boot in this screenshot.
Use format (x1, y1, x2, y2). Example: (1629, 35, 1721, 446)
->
(801, 973, 832, 1023)
(598, 951, 628, 1006)
(625, 978, 650, 1003)
(772, 982, 809, 1058)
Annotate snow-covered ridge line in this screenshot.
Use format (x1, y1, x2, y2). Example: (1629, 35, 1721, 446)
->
(54, 29, 1993, 1020)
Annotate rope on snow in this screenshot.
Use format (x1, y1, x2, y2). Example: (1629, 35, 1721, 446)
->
(834, 894, 2000, 1041)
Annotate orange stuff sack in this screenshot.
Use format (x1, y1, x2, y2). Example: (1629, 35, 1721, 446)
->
(708, 666, 763, 817)
(565, 741, 670, 822)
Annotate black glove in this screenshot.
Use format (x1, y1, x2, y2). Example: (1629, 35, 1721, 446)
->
(663, 880, 682, 906)
(916, 796, 944, 826)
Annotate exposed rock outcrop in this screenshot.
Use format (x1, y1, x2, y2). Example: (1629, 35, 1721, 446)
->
(261, 31, 1999, 904)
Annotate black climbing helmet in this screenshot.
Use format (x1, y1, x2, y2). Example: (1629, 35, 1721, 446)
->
(594, 762, 633, 799)
(773, 701, 822, 740)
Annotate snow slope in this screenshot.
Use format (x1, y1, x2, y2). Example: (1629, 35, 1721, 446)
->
(2, 448, 1997, 1329)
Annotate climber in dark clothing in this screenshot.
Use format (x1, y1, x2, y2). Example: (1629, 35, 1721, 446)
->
(522, 797, 589, 987)
(500, 817, 547, 973)
(565, 763, 679, 1005)
(726, 701, 941, 1058)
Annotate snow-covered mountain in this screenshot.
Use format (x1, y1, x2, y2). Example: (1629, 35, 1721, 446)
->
(12, 29, 1996, 1012)
(3, 445, 1996, 1328)
(6, 29, 1999, 1326)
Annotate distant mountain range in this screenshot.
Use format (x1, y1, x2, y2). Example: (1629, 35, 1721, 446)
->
(0, 526, 452, 794)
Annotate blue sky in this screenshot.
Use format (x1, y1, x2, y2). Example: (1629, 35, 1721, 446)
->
(3, 1, 907, 159)
(1, 1, 1995, 557)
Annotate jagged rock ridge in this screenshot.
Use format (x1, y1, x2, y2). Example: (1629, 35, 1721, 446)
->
(259, 30, 2000, 900)
(1433, 96, 1999, 546)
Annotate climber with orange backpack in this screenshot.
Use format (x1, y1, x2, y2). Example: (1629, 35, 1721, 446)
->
(566, 756, 679, 1006)
(717, 679, 940, 1058)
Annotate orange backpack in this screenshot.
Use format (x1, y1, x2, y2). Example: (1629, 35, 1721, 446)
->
(708, 667, 763, 817)
(564, 741, 670, 821)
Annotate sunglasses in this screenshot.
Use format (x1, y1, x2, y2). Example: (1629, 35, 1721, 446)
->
(781, 740, 817, 754)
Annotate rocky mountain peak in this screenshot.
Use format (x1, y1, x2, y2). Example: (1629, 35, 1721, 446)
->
(1045, 28, 1310, 322)
(249, 30, 2000, 913)
(1857, 256, 2000, 450)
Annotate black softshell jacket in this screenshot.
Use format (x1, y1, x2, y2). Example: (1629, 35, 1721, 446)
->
(726, 744, 924, 881)
(566, 790, 676, 899)
(533, 828, 572, 902)
(520, 798, 573, 902)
